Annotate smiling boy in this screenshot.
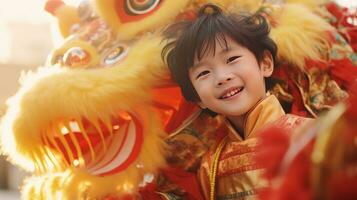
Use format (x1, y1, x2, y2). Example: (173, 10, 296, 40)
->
(189, 35, 274, 136)
(162, 4, 311, 200)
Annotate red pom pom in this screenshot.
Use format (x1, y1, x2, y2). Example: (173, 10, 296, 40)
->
(256, 126, 290, 180)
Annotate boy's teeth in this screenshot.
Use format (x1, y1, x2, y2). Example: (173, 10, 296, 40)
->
(222, 88, 241, 99)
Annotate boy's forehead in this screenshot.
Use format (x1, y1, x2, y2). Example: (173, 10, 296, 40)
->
(195, 36, 227, 59)
(193, 35, 242, 63)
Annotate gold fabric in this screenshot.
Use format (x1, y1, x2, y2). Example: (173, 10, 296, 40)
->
(198, 95, 311, 200)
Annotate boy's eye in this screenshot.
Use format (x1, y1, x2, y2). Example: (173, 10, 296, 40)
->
(196, 70, 210, 79)
(227, 56, 240, 64)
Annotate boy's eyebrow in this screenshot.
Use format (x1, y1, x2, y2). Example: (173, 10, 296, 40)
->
(218, 47, 232, 55)
(192, 60, 210, 69)
(192, 45, 233, 69)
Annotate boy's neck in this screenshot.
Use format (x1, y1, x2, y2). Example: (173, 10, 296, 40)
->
(227, 115, 245, 138)
(226, 95, 268, 138)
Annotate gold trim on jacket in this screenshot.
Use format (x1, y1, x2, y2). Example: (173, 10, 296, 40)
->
(199, 95, 308, 200)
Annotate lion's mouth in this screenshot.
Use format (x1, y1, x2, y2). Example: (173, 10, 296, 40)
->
(43, 111, 143, 176)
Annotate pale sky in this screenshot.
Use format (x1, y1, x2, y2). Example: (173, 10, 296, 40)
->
(0, 0, 80, 24)
(0, 0, 81, 63)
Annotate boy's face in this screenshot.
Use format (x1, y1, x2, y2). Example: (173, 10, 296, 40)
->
(189, 36, 273, 118)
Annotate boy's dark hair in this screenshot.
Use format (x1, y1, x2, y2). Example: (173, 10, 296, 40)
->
(162, 4, 277, 102)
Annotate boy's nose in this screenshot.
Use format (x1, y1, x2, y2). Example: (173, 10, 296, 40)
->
(216, 74, 233, 86)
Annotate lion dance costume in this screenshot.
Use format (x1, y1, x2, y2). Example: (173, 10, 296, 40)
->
(0, 0, 356, 199)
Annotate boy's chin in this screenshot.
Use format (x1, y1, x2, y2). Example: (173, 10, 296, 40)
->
(219, 109, 249, 118)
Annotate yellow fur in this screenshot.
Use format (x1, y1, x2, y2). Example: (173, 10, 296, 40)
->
(1, 35, 166, 198)
(286, 0, 327, 10)
(54, 4, 80, 38)
(93, 0, 190, 40)
(270, 4, 333, 68)
(0, 35, 165, 171)
(206, 0, 262, 12)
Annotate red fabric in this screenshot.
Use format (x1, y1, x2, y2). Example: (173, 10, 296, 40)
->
(329, 58, 357, 90)
(328, 171, 357, 200)
(151, 84, 199, 134)
(325, 2, 357, 53)
(325, 2, 346, 27)
(161, 166, 204, 200)
(346, 82, 357, 119)
(288, 79, 308, 117)
(348, 29, 357, 52)
(272, 65, 308, 117)
(139, 182, 163, 200)
(304, 59, 329, 71)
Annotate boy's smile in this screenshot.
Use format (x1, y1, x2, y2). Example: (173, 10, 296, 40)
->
(189, 36, 273, 121)
(219, 86, 244, 99)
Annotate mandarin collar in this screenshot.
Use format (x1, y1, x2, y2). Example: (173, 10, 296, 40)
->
(226, 95, 285, 141)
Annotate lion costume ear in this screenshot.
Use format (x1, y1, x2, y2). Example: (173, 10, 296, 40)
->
(93, 0, 190, 40)
(45, 0, 81, 38)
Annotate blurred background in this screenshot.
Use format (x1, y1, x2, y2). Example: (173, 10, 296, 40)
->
(0, 0, 356, 199)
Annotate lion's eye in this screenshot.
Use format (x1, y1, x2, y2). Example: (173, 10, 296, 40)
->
(115, 0, 162, 23)
(125, 0, 161, 15)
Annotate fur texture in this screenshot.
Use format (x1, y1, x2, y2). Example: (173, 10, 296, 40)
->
(270, 4, 333, 69)
(1, 36, 167, 199)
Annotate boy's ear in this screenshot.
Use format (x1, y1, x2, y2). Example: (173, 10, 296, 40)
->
(260, 50, 274, 78)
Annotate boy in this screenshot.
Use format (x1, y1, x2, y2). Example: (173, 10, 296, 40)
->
(162, 4, 310, 200)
